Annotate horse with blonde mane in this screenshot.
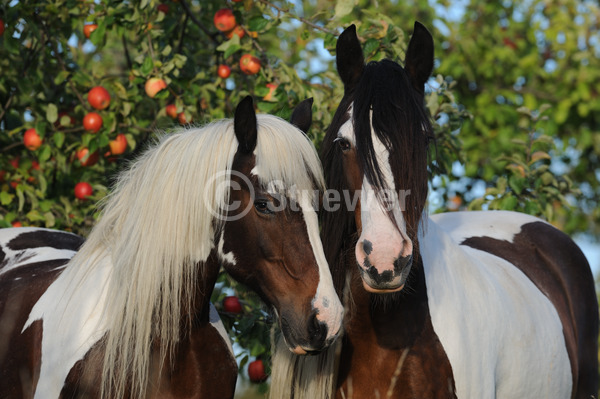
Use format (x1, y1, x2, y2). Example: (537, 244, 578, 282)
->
(271, 23, 598, 399)
(0, 96, 343, 398)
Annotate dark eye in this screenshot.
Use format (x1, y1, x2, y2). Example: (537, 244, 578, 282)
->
(334, 137, 351, 152)
(254, 199, 273, 215)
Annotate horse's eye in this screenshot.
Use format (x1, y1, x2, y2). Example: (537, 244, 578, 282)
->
(334, 137, 351, 152)
(254, 199, 273, 215)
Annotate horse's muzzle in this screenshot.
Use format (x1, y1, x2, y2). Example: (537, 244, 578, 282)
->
(359, 254, 413, 293)
(280, 311, 336, 355)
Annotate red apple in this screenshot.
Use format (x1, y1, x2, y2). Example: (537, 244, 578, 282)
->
(88, 86, 111, 110)
(76, 148, 99, 167)
(83, 112, 103, 133)
(225, 25, 245, 39)
(24, 128, 42, 150)
(145, 77, 167, 98)
(9, 157, 19, 169)
(157, 3, 169, 13)
(0, 19, 5, 37)
(248, 359, 268, 383)
(74, 182, 93, 200)
(109, 134, 127, 155)
(177, 112, 190, 124)
(263, 83, 278, 101)
(214, 9, 236, 32)
(166, 104, 178, 119)
(217, 64, 231, 79)
(83, 23, 98, 39)
(11, 221, 23, 228)
(223, 296, 242, 314)
(240, 54, 261, 75)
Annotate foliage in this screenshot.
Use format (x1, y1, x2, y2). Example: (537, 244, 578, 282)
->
(434, 0, 600, 234)
(0, 0, 595, 388)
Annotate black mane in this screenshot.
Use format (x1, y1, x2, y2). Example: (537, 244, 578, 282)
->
(320, 58, 434, 293)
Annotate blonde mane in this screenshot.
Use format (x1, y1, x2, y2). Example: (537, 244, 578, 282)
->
(55, 114, 325, 399)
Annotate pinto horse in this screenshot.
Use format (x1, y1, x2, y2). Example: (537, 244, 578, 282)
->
(0, 96, 343, 399)
(271, 23, 598, 399)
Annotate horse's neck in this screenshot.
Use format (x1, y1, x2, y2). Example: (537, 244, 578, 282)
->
(183, 252, 222, 327)
(344, 252, 429, 348)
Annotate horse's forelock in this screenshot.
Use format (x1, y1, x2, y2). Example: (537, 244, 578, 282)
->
(353, 59, 433, 239)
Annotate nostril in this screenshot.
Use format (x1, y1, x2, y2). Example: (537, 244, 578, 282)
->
(308, 312, 328, 348)
(393, 254, 413, 272)
(362, 239, 373, 256)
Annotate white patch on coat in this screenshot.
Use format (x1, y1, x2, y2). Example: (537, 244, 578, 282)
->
(22, 253, 112, 399)
(217, 231, 236, 265)
(300, 191, 343, 342)
(421, 212, 571, 398)
(0, 228, 78, 277)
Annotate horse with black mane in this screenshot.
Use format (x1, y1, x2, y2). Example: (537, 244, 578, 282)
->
(271, 23, 598, 399)
(0, 96, 343, 398)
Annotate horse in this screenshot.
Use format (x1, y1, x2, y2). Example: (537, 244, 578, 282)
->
(270, 23, 599, 399)
(0, 96, 344, 399)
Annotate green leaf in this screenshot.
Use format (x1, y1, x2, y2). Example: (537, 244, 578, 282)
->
(53, 132, 65, 148)
(257, 101, 278, 112)
(141, 56, 153, 76)
(248, 16, 269, 32)
(508, 175, 525, 195)
(44, 212, 56, 228)
(46, 103, 58, 124)
(121, 102, 132, 117)
(16, 186, 25, 212)
(53, 70, 70, 85)
(90, 22, 106, 46)
(500, 195, 518, 210)
(529, 151, 551, 164)
(0, 191, 14, 206)
(39, 145, 52, 162)
(363, 38, 379, 56)
(161, 45, 172, 57)
(335, 0, 355, 18)
(217, 36, 242, 59)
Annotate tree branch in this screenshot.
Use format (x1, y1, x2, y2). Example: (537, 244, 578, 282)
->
(122, 34, 133, 70)
(0, 93, 15, 123)
(177, 13, 189, 54)
(257, 0, 338, 36)
(1, 141, 24, 153)
(179, 0, 219, 44)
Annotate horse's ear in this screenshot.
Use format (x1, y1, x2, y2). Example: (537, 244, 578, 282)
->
(405, 21, 434, 94)
(336, 25, 364, 90)
(234, 95, 258, 153)
(290, 98, 313, 134)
